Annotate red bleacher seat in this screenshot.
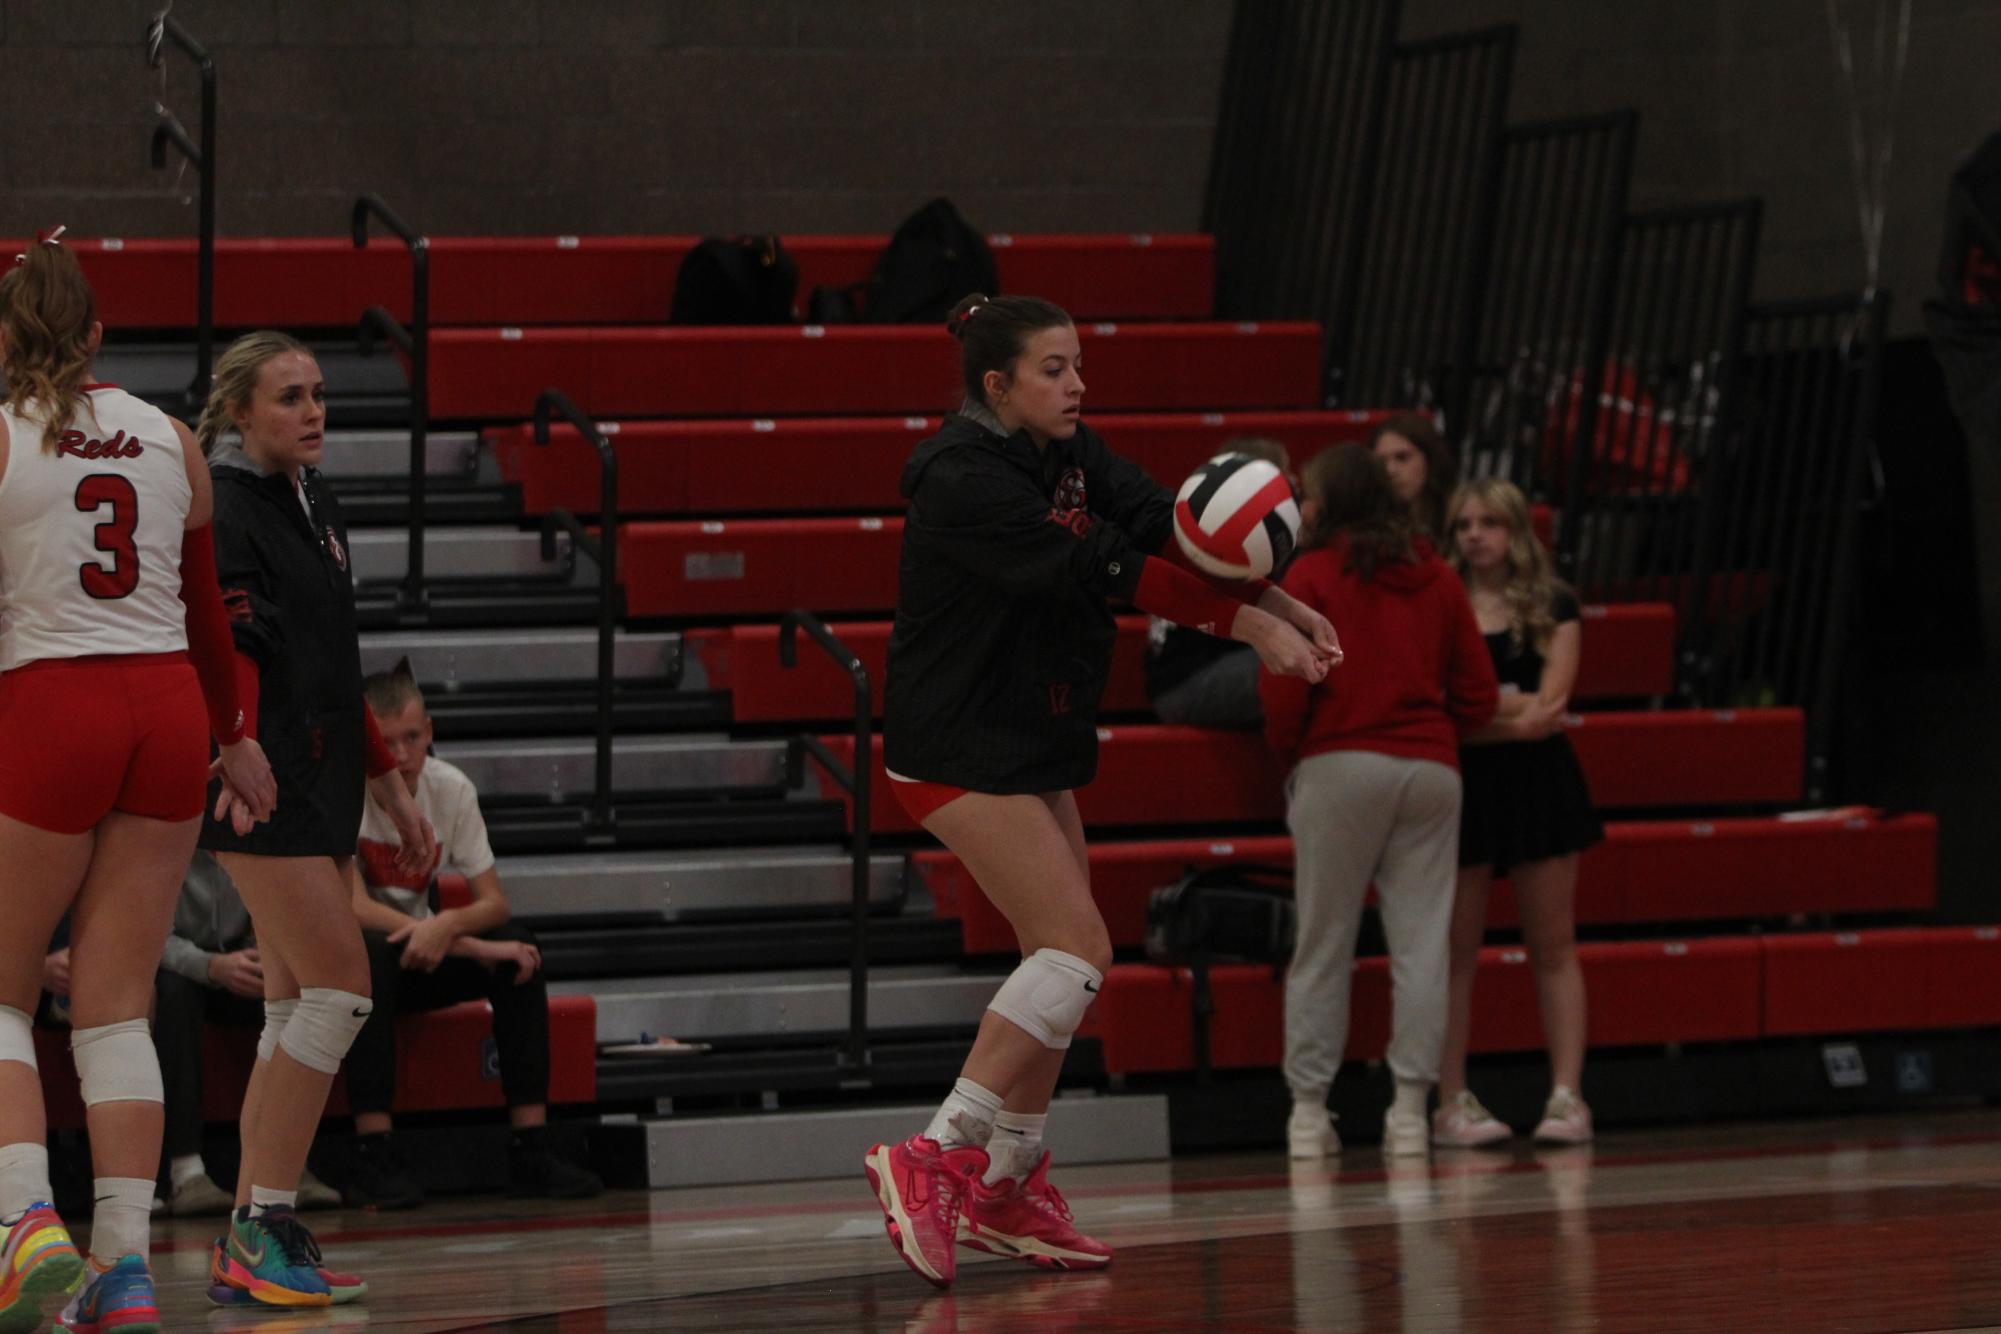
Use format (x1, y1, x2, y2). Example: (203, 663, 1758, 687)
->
(924, 814, 1935, 955)
(60, 233, 1215, 328)
(430, 322, 1323, 420)
(488, 409, 1399, 518)
(1565, 708, 1802, 807)
(1923, 927, 2001, 1028)
(624, 517, 902, 618)
(1763, 930, 1938, 1036)
(822, 713, 1806, 835)
(1093, 937, 1763, 1075)
(37, 996, 596, 1133)
(718, 604, 1674, 724)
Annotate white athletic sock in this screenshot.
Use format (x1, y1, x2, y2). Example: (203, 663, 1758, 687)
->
(1391, 1077, 1430, 1120)
(922, 1077, 1002, 1150)
(982, 1110, 1046, 1184)
(248, 1185, 297, 1218)
(170, 1154, 205, 1191)
(88, 1177, 153, 1264)
(0, 1142, 52, 1220)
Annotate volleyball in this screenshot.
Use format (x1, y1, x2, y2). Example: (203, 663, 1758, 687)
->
(1172, 453, 1301, 580)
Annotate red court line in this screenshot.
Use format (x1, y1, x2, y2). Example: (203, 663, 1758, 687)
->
(153, 1123, 2001, 1255)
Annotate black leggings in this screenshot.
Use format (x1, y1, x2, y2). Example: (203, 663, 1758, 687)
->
(344, 922, 550, 1115)
(154, 969, 267, 1158)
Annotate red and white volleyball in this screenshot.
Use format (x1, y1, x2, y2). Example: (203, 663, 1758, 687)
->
(1173, 453, 1301, 580)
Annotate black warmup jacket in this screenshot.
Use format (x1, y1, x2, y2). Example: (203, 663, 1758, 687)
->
(197, 443, 367, 857)
(883, 408, 1174, 793)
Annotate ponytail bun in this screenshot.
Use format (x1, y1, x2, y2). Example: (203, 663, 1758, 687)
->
(945, 293, 990, 342)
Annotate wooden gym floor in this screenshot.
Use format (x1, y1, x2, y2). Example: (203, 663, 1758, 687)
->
(151, 1106, 2001, 1332)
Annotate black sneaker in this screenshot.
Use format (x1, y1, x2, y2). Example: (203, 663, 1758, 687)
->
(507, 1129, 603, 1200)
(343, 1132, 426, 1210)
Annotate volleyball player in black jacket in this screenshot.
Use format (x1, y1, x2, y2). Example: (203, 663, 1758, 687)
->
(196, 332, 432, 1309)
(864, 295, 1341, 1287)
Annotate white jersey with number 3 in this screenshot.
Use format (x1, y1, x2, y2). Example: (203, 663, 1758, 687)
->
(0, 386, 192, 671)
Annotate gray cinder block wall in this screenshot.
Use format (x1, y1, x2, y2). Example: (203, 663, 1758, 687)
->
(0, 0, 1233, 240)
(4, 0, 1997, 334)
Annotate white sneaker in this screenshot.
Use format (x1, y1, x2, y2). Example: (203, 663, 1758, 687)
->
(167, 1170, 235, 1217)
(1382, 1108, 1430, 1158)
(297, 1167, 343, 1210)
(1287, 1104, 1340, 1159)
(1532, 1086, 1593, 1145)
(1432, 1090, 1512, 1148)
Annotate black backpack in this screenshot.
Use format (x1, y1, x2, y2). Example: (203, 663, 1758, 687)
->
(864, 198, 999, 324)
(1145, 864, 1296, 1081)
(670, 235, 799, 325)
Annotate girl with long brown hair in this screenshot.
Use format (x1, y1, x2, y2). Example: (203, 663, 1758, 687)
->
(1261, 444, 1498, 1161)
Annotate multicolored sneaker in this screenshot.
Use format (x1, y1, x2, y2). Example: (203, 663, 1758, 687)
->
(55, 1254, 158, 1334)
(960, 1152, 1113, 1271)
(863, 1135, 987, 1288)
(0, 1202, 84, 1334)
(208, 1235, 367, 1308)
(206, 1208, 331, 1308)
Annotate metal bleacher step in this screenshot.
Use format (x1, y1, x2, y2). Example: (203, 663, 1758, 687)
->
(561, 964, 1001, 1046)
(484, 797, 849, 856)
(355, 627, 729, 734)
(314, 429, 491, 483)
(341, 482, 522, 528)
(348, 525, 590, 586)
(443, 733, 789, 804)
(541, 915, 962, 980)
(638, 1093, 1170, 1188)
(506, 847, 908, 926)
(109, 341, 414, 427)
(359, 628, 682, 686)
(324, 430, 524, 527)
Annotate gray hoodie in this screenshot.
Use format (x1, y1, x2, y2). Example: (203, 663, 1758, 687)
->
(159, 850, 254, 985)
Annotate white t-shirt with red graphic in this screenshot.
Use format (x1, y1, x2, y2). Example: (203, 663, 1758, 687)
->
(356, 755, 495, 920)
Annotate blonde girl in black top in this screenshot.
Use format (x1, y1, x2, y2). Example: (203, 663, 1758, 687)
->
(1434, 479, 1601, 1148)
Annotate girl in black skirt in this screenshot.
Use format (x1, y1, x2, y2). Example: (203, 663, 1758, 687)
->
(196, 331, 433, 1308)
(1434, 479, 1602, 1147)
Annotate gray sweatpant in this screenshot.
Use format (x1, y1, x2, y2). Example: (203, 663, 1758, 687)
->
(1283, 748, 1462, 1101)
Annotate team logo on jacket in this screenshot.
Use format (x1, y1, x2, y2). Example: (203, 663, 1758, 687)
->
(324, 528, 348, 571)
(1053, 467, 1087, 511)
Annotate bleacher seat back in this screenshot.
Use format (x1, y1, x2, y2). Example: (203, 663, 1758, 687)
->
(868, 198, 998, 323)
(669, 236, 799, 325)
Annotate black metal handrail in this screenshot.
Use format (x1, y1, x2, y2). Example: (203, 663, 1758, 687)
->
(352, 193, 430, 611)
(778, 611, 873, 1077)
(144, 13, 214, 408)
(533, 389, 620, 832)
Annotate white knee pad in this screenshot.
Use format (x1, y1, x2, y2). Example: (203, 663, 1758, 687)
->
(278, 988, 371, 1075)
(0, 1005, 34, 1070)
(986, 948, 1103, 1050)
(257, 998, 298, 1064)
(72, 1019, 162, 1105)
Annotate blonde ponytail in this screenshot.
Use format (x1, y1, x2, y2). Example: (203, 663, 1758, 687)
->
(0, 237, 98, 452)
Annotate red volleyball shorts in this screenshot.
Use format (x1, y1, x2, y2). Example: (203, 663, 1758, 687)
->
(888, 771, 972, 825)
(0, 652, 209, 834)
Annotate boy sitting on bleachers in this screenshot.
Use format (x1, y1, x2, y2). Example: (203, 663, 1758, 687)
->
(342, 662, 601, 1208)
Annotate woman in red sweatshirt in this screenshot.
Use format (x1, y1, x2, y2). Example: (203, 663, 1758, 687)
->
(1260, 444, 1499, 1160)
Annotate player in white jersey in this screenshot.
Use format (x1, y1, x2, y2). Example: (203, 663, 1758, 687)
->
(0, 230, 275, 1333)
